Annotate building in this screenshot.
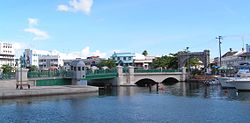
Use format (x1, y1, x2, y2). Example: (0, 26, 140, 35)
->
(84, 56, 102, 69)
(220, 47, 247, 68)
(246, 44, 250, 52)
(38, 55, 63, 70)
(70, 59, 86, 80)
(134, 56, 156, 69)
(63, 59, 73, 71)
(111, 52, 135, 66)
(23, 49, 51, 67)
(0, 42, 15, 67)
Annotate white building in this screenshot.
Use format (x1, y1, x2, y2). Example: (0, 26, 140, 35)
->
(23, 49, 51, 67)
(134, 56, 156, 69)
(38, 55, 63, 70)
(0, 42, 15, 67)
(220, 47, 250, 68)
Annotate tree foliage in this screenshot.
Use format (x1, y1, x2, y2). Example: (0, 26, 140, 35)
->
(151, 53, 178, 69)
(185, 57, 200, 68)
(29, 65, 38, 71)
(1, 64, 13, 73)
(142, 50, 148, 56)
(97, 59, 116, 69)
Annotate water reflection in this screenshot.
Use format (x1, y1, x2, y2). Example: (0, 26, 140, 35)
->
(0, 92, 98, 106)
(1, 82, 250, 123)
(98, 82, 250, 103)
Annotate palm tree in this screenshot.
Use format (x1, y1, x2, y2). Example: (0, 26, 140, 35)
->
(142, 50, 148, 56)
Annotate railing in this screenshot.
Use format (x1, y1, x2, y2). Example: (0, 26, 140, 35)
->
(28, 70, 73, 78)
(123, 67, 129, 73)
(85, 69, 118, 80)
(1, 72, 16, 80)
(134, 69, 180, 73)
(86, 69, 117, 75)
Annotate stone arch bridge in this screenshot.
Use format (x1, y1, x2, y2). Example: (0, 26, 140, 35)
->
(85, 66, 187, 86)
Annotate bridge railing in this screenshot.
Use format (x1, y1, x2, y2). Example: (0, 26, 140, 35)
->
(86, 68, 117, 75)
(0, 72, 16, 80)
(85, 69, 118, 80)
(28, 70, 73, 78)
(134, 69, 180, 73)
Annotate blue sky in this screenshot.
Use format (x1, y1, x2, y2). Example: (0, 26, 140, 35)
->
(1, 0, 250, 58)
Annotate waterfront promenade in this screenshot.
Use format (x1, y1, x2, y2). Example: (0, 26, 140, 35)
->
(0, 80, 98, 99)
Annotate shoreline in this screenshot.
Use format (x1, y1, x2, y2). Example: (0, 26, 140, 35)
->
(0, 85, 99, 99)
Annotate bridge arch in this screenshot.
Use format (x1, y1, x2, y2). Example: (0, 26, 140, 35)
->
(135, 78, 157, 87)
(162, 77, 179, 85)
(178, 50, 210, 69)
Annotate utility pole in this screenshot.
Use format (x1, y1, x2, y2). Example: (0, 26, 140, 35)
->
(216, 36, 223, 67)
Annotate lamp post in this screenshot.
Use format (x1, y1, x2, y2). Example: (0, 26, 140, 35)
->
(19, 56, 24, 89)
(216, 36, 223, 67)
(186, 47, 190, 73)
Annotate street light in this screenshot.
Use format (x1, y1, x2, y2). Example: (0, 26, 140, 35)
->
(19, 56, 25, 89)
(216, 36, 223, 67)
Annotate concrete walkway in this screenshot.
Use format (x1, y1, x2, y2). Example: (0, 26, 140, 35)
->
(0, 80, 99, 99)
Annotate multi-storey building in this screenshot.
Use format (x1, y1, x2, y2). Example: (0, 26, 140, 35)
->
(38, 55, 63, 70)
(23, 49, 51, 67)
(220, 46, 250, 68)
(0, 42, 15, 67)
(111, 52, 135, 66)
(134, 56, 156, 69)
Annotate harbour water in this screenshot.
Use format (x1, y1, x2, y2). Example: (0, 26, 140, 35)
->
(1, 82, 250, 123)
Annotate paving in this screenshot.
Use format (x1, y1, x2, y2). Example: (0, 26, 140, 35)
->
(0, 80, 99, 99)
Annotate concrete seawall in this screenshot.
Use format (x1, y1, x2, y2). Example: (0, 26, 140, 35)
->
(0, 80, 99, 99)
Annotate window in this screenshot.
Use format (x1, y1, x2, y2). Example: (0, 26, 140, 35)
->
(117, 57, 120, 60)
(128, 57, 131, 60)
(82, 67, 84, 70)
(74, 67, 76, 71)
(71, 66, 73, 70)
(123, 57, 126, 61)
(78, 67, 81, 71)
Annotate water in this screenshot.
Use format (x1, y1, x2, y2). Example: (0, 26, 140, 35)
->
(1, 82, 250, 123)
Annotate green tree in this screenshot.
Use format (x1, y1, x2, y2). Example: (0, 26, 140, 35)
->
(186, 57, 200, 68)
(97, 59, 116, 69)
(1, 64, 13, 73)
(29, 65, 38, 71)
(142, 50, 148, 56)
(151, 54, 178, 69)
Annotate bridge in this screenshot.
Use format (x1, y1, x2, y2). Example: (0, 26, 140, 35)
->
(85, 66, 187, 86)
(4, 66, 186, 87)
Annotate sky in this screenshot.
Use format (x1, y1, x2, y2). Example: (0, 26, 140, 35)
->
(1, 0, 250, 59)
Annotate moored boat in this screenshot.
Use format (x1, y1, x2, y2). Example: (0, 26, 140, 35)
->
(218, 77, 235, 88)
(232, 74, 250, 91)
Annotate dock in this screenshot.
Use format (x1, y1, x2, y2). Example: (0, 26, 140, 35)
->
(0, 80, 99, 99)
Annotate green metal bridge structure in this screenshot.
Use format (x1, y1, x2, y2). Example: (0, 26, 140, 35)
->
(0, 67, 185, 86)
(83, 68, 180, 80)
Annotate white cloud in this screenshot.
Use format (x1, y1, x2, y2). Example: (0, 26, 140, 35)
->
(28, 18, 38, 26)
(24, 18, 49, 40)
(92, 50, 106, 58)
(10, 42, 31, 58)
(57, 4, 69, 12)
(81, 46, 90, 56)
(57, 0, 93, 15)
(51, 46, 107, 60)
(24, 28, 49, 40)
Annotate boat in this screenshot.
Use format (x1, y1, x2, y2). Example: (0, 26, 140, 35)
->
(234, 79, 250, 91)
(218, 77, 235, 88)
(232, 73, 250, 91)
(203, 78, 220, 85)
(218, 67, 250, 88)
